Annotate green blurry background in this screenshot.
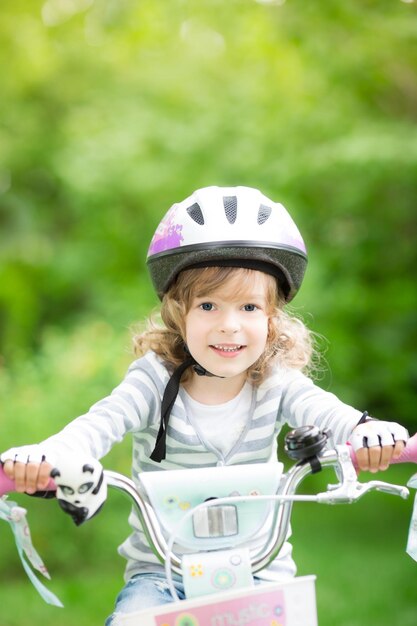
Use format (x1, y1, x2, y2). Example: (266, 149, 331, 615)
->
(0, 0, 416, 624)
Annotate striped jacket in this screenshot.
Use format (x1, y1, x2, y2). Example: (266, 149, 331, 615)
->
(42, 351, 362, 580)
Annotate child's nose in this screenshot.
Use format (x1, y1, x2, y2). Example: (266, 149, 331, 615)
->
(219, 311, 241, 333)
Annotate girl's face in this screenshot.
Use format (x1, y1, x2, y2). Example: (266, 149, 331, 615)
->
(184, 270, 271, 384)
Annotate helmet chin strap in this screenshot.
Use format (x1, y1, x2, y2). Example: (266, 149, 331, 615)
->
(183, 344, 226, 379)
(150, 345, 224, 463)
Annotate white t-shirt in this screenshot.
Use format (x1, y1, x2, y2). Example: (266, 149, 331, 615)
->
(180, 383, 253, 456)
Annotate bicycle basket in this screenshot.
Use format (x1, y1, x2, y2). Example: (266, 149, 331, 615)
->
(139, 462, 283, 550)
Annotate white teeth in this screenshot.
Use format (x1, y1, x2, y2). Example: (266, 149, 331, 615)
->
(213, 345, 242, 352)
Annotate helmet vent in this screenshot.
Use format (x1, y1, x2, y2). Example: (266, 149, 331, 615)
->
(186, 203, 205, 225)
(223, 196, 237, 224)
(258, 204, 272, 225)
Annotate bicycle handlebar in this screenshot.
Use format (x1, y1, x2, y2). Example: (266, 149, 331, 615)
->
(1, 432, 415, 609)
(0, 432, 415, 603)
(0, 432, 416, 499)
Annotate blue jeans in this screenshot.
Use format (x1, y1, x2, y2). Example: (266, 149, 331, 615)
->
(104, 573, 274, 625)
(105, 573, 186, 625)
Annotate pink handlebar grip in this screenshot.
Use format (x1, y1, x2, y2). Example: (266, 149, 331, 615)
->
(0, 469, 19, 496)
(349, 432, 417, 468)
(0, 467, 56, 497)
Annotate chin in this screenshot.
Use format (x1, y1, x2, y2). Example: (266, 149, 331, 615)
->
(210, 363, 248, 379)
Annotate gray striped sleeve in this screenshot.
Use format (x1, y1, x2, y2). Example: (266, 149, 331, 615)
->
(279, 369, 362, 443)
(41, 355, 163, 459)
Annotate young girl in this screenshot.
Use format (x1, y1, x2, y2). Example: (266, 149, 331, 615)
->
(1, 186, 408, 623)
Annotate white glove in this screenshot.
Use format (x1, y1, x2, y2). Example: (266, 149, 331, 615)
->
(0, 445, 56, 466)
(348, 420, 409, 452)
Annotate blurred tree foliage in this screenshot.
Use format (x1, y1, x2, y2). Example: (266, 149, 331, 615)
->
(0, 2, 417, 624)
(0, 0, 416, 421)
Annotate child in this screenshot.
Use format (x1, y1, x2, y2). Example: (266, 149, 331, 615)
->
(1, 186, 408, 623)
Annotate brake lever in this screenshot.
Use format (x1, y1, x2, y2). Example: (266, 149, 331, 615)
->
(317, 479, 409, 504)
(316, 445, 409, 504)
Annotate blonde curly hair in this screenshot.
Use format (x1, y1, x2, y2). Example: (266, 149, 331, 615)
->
(133, 267, 315, 384)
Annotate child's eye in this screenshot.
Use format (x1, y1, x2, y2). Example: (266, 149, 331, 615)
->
(200, 302, 214, 311)
(243, 304, 258, 312)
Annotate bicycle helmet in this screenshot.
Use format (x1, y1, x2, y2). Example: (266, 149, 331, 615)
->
(147, 186, 307, 302)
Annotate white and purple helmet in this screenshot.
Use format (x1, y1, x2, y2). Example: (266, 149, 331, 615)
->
(147, 186, 307, 302)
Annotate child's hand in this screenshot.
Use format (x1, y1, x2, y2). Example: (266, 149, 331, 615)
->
(1, 445, 54, 494)
(348, 421, 408, 473)
(354, 440, 406, 472)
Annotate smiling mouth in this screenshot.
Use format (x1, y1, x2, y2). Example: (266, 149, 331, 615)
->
(211, 344, 244, 353)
